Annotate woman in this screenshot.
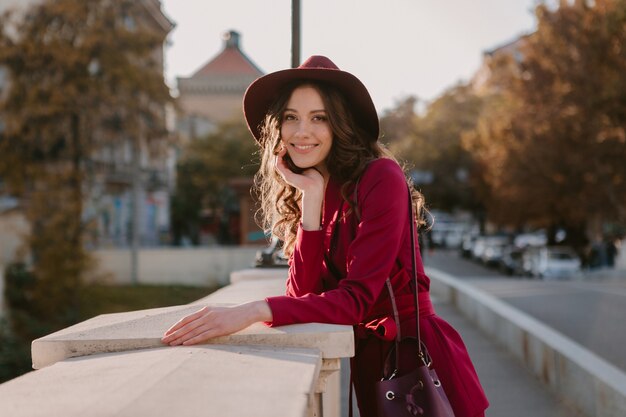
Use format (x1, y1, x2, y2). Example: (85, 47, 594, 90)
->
(162, 56, 488, 417)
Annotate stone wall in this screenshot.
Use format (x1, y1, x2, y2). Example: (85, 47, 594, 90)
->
(92, 246, 264, 286)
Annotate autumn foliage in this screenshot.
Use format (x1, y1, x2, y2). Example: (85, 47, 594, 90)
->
(0, 0, 171, 337)
(465, 0, 626, 245)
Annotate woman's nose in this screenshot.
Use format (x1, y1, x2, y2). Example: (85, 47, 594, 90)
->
(294, 120, 310, 137)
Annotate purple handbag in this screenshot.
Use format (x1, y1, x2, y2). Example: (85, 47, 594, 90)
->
(375, 187, 455, 417)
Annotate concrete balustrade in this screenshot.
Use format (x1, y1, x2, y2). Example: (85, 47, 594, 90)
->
(0, 270, 354, 417)
(427, 267, 626, 417)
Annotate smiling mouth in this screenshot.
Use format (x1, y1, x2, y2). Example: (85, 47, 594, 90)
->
(291, 144, 318, 150)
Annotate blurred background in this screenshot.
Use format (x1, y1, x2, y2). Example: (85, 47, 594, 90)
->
(1, 0, 625, 389)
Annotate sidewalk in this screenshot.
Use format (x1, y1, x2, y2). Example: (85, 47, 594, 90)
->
(340, 297, 586, 417)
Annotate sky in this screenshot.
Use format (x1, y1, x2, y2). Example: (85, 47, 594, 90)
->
(160, 0, 545, 113)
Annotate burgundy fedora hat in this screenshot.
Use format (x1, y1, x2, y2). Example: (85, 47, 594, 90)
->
(243, 55, 379, 143)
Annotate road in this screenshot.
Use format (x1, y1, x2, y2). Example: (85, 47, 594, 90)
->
(422, 248, 626, 373)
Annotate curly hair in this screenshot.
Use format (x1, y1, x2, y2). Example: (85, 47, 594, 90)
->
(253, 81, 425, 256)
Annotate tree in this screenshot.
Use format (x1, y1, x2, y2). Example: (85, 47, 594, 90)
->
(171, 119, 259, 245)
(0, 0, 171, 329)
(379, 96, 419, 146)
(389, 86, 485, 213)
(464, 0, 626, 247)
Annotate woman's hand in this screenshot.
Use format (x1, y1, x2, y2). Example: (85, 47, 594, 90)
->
(161, 301, 272, 346)
(275, 147, 324, 194)
(275, 147, 325, 230)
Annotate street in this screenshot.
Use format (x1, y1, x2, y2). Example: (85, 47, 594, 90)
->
(423, 248, 626, 373)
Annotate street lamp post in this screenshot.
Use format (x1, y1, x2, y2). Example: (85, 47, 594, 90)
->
(130, 129, 141, 286)
(291, 0, 301, 68)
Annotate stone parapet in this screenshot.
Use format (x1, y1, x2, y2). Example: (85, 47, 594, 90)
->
(1, 274, 353, 417)
(2, 345, 322, 417)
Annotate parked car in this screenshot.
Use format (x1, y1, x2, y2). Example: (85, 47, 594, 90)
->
(499, 246, 526, 276)
(460, 233, 477, 258)
(481, 241, 504, 266)
(513, 231, 548, 248)
(523, 246, 581, 279)
(471, 235, 509, 264)
(429, 211, 473, 249)
(480, 236, 510, 266)
(443, 224, 467, 249)
(471, 236, 488, 261)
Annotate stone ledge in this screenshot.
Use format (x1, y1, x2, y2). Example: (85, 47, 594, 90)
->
(32, 278, 354, 369)
(23, 272, 354, 417)
(2, 345, 321, 417)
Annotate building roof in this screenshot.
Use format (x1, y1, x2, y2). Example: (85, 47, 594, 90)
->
(140, 0, 175, 33)
(190, 31, 263, 78)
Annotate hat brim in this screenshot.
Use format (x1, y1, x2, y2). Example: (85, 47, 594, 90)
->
(243, 67, 379, 143)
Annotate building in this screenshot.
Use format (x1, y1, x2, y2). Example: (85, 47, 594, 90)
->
(86, 0, 176, 248)
(471, 0, 588, 96)
(470, 35, 527, 96)
(176, 30, 265, 246)
(0, 0, 176, 253)
(176, 30, 263, 141)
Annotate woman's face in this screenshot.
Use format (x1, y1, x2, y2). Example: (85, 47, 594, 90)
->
(280, 85, 333, 176)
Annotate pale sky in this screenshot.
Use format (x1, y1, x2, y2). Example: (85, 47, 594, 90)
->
(161, 0, 545, 112)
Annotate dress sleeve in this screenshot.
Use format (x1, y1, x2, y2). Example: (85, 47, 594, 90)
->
(284, 225, 325, 297)
(266, 159, 409, 326)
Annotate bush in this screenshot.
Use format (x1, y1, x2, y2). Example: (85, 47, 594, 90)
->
(1, 262, 218, 383)
(0, 318, 33, 383)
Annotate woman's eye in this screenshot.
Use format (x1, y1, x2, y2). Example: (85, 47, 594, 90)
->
(283, 113, 296, 121)
(313, 115, 327, 122)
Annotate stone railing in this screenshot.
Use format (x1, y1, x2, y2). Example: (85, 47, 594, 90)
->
(427, 267, 626, 417)
(0, 268, 354, 417)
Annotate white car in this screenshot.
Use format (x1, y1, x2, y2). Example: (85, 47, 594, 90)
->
(524, 246, 581, 279)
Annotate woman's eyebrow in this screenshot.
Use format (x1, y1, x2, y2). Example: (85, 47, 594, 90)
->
(283, 108, 326, 114)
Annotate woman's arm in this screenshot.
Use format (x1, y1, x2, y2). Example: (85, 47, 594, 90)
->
(161, 300, 273, 346)
(162, 149, 327, 346)
(285, 226, 326, 296)
(275, 147, 325, 230)
(268, 159, 409, 326)
(275, 147, 327, 296)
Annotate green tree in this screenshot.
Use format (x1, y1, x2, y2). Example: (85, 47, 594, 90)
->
(171, 119, 258, 245)
(390, 86, 485, 213)
(0, 0, 171, 331)
(465, 0, 626, 246)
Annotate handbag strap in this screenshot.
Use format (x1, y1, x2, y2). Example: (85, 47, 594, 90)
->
(383, 185, 427, 378)
(406, 186, 425, 360)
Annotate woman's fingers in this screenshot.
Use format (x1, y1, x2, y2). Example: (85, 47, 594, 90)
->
(275, 153, 324, 193)
(182, 328, 218, 346)
(169, 323, 213, 346)
(275, 148, 293, 181)
(163, 306, 208, 337)
(163, 316, 208, 344)
(161, 302, 266, 346)
(161, 307, 212, 343)
(162, 305, 235, 345)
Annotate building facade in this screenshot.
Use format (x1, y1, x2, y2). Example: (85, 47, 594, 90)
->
(0, 0, 176, 254)
(87, 0, 176, 248)
(176, 30, 263, 140)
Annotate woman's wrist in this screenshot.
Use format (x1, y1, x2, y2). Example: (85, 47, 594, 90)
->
(245, 300, 273, 323)
(301, 190, 324, 230)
